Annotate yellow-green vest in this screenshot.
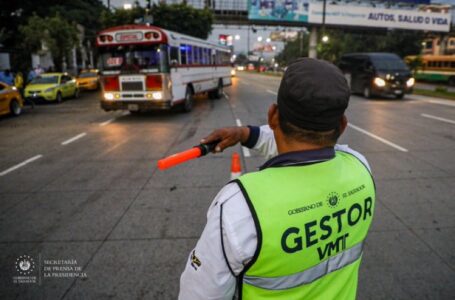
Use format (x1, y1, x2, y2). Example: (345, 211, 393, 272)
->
(235, 151, 375, 300)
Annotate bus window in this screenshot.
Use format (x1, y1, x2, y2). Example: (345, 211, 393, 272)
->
(193, 46, 199, 64)
(203, 48, 209, 65)
(180, 44, 188, 65)
(187, 45, 194, 65)
(200, 48, 205, 65)
(170, 46, 179, 65)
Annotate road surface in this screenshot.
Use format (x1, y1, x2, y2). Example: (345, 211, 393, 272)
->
(0, 72, 454, 299)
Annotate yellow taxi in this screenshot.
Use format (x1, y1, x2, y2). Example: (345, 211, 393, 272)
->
(0, 81, 24, 116)
(24, 73, 79, 103)
(76, 69, 100, 91)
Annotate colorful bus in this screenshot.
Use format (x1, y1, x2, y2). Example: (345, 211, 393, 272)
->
(96, 25, 232, 112)
(405, 55, 455, 86)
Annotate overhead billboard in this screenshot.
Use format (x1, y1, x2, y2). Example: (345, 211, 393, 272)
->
(308, 1, 451, 32)
(248, 1, 450, 32)
(248, 0, 310, 22)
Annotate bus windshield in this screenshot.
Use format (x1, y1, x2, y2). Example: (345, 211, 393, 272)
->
(98, 44, 169, 74)
(371, 55, 409, 72)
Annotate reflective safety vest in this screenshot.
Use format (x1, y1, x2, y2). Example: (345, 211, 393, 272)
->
(235, 151, 375, 300)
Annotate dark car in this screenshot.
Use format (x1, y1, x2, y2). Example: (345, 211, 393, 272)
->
(339, 53, 415, 99)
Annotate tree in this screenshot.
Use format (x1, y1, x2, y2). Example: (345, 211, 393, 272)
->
(151, 3, 213, 39)
(19, 14, 79, 71)
(275, 34, 309, 66)
(100, 3, 213, 40)
(3, 1, 107, 72)
(276, 28, 425, 65)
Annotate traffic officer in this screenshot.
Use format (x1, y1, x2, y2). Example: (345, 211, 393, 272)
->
(179, 58, 376, 300)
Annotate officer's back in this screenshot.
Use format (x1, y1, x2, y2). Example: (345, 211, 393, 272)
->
(179, 58, 376, 300)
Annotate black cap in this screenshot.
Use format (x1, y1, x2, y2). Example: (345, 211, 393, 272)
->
(277, 58, 350, 131)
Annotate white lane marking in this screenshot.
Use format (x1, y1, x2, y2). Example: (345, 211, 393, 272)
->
(266, 90, 278, 95)
(428, 99, 455, 107)
(348, 123, 408, 152)
(61, 133, 87, 146)
(421, 113, 455, 125)
(99, 118, 115, 126)
(241, 81, 251, 86)
(0, 155, 43, 176)
(223, 92, 229, 99)
(121, 111, 129, 116)
(235, 119, 251, 157)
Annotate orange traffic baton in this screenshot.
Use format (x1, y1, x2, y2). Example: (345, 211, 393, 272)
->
(157, 141, 219, 170)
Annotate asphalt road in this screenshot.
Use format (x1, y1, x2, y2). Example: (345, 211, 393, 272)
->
(0, 72, 454, 299)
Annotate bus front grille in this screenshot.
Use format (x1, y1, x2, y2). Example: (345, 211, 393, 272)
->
(121, 81, 143, 91)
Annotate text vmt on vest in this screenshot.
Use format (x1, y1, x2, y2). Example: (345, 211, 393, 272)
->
(281, 197, 373, 260)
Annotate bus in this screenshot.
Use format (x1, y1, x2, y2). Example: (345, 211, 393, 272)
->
(405, 55, 455, 86)
(96, 24, 232, 112)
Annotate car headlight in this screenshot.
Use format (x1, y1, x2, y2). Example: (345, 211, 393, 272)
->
(104, 92, 114, 100)
(373, 77, 386, 87)
(152, 92, 162, 100)
(45, 87, 55, 93)
(406, 78, 415, 87)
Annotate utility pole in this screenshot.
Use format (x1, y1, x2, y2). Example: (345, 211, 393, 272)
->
(247, 25, 250, 55)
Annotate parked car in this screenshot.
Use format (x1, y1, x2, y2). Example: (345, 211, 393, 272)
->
(0, 82, 24, 116)
(24, 73, 79, 103)
(76, 69, 100, 91)
(339, 53, 415, 99)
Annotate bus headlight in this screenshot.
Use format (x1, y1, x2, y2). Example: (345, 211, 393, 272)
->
(104, 92, 114, 100)
(152, 92, 162, 100)
(406, 78, 415, 87)
(373, 77, 386, 87)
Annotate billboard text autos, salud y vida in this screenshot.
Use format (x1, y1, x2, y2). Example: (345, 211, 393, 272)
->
(248, 1, 450, 32)
(308, 2, 450, 32)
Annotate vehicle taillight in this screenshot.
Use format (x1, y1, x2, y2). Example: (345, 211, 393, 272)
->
(146, 75, 162, 90)
(145, 32, 152, 40)
(100, 35, 106, 42)
(107, 35, 113, 42)
(103, 76, 119, 91)
(153, 32, 160, 39)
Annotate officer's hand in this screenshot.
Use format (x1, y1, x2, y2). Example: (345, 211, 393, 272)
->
(201, 127, 250, 153)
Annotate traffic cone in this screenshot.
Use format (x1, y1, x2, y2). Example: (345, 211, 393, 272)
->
(230, 152, 242, 180)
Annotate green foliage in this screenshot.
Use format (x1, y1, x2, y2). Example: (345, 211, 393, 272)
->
(19, 14, 79, 71)
(277, 29, 425, 65)
(100, 3, 213, 39)
(151, 3, 213, 39)
(100, 6, 146, 28)
(275, 34, 308, 66)
(235, 53, 249, 65)
(4, 1, 107, 71)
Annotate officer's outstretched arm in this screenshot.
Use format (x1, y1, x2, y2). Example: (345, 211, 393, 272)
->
(201, 125, 278, 159)
(201, 126, 250, 153)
